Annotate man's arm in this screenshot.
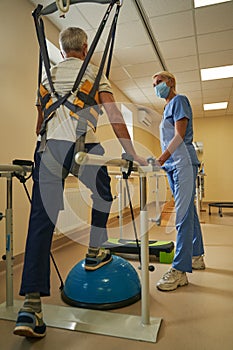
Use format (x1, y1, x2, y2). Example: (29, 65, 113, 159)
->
(36, 105, 44, 136)
(99, 91, 147, 165)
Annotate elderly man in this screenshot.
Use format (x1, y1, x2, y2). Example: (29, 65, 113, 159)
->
(13, 27, 146, 338)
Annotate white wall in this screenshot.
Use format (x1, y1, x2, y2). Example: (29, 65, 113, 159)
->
(193, 116, 233, 202)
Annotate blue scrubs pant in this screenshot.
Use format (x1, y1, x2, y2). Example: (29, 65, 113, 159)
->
(166, 165, 204, 273)
(19, 140, 113, 296)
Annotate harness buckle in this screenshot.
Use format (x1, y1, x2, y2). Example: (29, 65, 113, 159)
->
(116, 0, 123, 6)
(71, 90, 77, 97)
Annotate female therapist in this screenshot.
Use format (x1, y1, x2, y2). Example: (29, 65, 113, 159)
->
(152, 71, 205, 292)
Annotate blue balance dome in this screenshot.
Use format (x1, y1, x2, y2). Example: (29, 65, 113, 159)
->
(61, 255, 141, 310)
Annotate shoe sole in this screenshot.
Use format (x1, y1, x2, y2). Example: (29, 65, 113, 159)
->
(157, 280, 188, 292)
(13, 326, 46, 338)
(85, 256, 113, 271)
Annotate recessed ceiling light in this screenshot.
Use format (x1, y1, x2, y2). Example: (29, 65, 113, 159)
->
(204, 102, 228, 110)
(201, 65, 233, 81)
(194, 0, 231, 8)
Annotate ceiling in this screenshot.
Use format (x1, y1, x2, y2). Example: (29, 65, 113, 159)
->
(29, 0, 233, 119)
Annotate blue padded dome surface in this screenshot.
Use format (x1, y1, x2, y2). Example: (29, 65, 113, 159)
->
(61, 255, 141, 310)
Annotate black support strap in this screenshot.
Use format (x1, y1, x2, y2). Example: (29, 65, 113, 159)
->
(89, 2, 120, 98)
(32, 7, 57, 97)
(32, 0, 121, 122)
(70, 0, 118, 95)
(32, 0, 122, 167)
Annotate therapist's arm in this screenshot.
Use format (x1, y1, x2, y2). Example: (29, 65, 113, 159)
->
(158, 117, 188, 166)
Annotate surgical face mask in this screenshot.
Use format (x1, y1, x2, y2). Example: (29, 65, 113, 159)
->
(154, 81, 170, 99)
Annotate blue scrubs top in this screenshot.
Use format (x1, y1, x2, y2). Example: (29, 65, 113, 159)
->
(160, 94, 200, 171)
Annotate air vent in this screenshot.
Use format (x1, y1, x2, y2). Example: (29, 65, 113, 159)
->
(138, 109, 152, 127)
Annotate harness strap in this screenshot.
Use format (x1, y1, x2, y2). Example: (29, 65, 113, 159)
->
(33, 0, 118, 127)
(70, 118, 87, 177)
(65, 99, 99, 129)
(89, 2, 120, 99)
(43, 92, 70, 120)
(33, 6, 57, 97)
(33, 0, 121, 165)
(71, 0, 117, 95)
(39, 79, 101, 135)
(105, 4, 119, 78)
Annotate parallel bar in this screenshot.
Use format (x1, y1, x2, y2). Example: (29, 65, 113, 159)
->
(75, 151, 135, 169)
(0, 165, 32, 306)
(0, 165, 26, 173)
(0, 156, 162, 342)
(139, 175, 150, 325)
(75, 151, 158, 174)
(6, 176, 13, 307)
(75, 152, 153, 326)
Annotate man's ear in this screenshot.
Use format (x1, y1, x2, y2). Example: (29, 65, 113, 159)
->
(60, 50, 65, 59)
(83, 43, 88, 58)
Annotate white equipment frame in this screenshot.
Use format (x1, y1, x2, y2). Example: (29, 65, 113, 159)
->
(0, 157, 162, 342)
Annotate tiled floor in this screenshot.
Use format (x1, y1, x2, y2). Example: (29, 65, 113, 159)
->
(0, 204, 233, 349)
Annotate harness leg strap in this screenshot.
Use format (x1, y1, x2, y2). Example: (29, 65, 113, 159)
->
(70, 119, 87, 177)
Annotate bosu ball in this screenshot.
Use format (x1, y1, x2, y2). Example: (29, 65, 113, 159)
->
(61, 255, 141, 310)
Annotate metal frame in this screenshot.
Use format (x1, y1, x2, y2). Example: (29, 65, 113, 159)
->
(0, 159, 162, 342)
(0, 164, 30, 306)
(75, 152, 162, 336)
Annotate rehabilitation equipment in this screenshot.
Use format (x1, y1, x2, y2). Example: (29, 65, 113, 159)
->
(209, 202, 233, 217)
(61, 255, 141, 310)
(0, 0, 165, 343)
(32, 0, 122, 176)
(0, 152, 163, 342)
(102, 154, 174, 265)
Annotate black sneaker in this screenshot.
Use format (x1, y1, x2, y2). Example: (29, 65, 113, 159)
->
(13, 311, 46, 338)
(85, 248, 112, 271)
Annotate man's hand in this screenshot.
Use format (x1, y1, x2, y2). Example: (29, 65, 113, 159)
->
(133, 155, 148, 166)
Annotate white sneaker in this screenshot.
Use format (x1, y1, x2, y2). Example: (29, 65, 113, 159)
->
(192, 255, 205, 270)
(156, 268, 188, 291)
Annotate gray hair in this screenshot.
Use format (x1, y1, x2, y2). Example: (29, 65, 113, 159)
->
(59, 27, 88, 53)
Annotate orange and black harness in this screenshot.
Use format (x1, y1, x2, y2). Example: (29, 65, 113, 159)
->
(32, 0, 121, 175)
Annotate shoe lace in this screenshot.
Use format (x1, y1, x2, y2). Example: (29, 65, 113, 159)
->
(163, 268, 177, 280)
(97, 248, 110, 257)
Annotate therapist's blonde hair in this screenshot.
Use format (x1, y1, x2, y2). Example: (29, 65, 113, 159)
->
(152, 71, 176, 90)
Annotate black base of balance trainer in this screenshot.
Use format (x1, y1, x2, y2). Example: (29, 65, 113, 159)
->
(103, 239, 174, 264)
